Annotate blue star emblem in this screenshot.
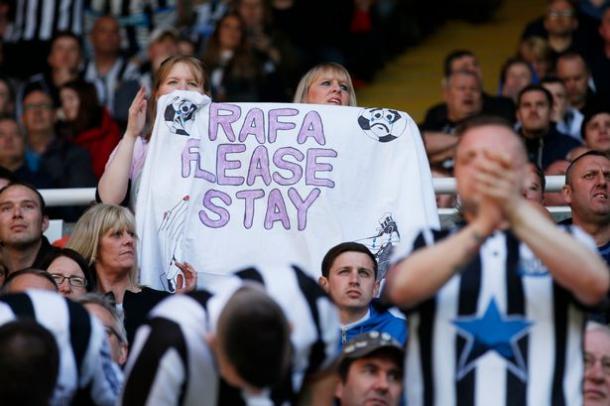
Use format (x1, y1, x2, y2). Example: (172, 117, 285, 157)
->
(452, 298, 532, 381)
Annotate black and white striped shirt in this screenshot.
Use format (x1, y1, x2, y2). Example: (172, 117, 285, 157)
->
(122, 265, 340, 405)
(397, 226, 598, 406)
(84, 57, 139, 115)
(85, 0, 176, 56)
(0, 290, 123, 406)
(6, 0, 84, 42)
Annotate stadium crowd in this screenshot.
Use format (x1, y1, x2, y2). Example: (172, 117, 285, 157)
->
(0, 0, 609, 405)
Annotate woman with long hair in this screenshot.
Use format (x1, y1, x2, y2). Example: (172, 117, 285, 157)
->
(59, 79, 121, 179)
(97, 55, 210, 207)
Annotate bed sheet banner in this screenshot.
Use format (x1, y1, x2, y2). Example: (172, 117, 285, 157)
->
(136, 90, 439, 292)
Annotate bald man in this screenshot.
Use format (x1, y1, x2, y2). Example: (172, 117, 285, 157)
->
(388, 115, 609, 406)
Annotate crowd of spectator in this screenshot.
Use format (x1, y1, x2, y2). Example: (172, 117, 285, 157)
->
(0, 0, 609, 405)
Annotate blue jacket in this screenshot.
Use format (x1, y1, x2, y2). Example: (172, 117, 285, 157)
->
(340, 300, 407, 348)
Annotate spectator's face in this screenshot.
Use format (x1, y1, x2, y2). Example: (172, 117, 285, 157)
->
(503, 63, 532, 102)
(544, 160, 570, 206)
(47, 36, 81, 71)
(557, 57, 589, 108)
(544, 0, 577, 36)
(584, 329, 610, 406)
(148, 36, 179, 71)
(0, 185, 47, 249)
(157, 62, 205, 97)
(336, 354, 403, 406)
(59, 88, 79, 121)
(84, 303, 128, 365)
(238, 0, 264, 28)
(585, 113, 610, 154)
(455, 125, 526, 213)
(219, 15, 243, 50)
(0, 119, 24, 166)
(522, 165, 544, 204)
(47, 256, 87, 300)
(449, 55, 482, 80)
(22, 91, 55, 135)
(542, 82, 569, 122)
(600, 9, 610, 45)
(4, 274, 57, 293)
(96, 228, 136, 275)
(444, 73, 482, 122)
(517, 90, 552, 135)
(91, 16, 121, 55)
(321, 251, 378, 313)
(306, 71, 351, 106)
(563, 155, 610, 221)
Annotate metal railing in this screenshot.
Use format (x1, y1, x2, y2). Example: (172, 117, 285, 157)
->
(39, 176, 569, 206)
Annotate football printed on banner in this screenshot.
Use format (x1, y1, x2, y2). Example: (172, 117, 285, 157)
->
(358, 108, 407, 143)
(164, 96, 199, 136)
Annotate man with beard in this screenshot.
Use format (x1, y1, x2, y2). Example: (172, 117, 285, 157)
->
(517, 84, 582, 170)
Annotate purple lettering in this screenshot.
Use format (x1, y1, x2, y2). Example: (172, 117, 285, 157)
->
(264, 189, 290, 230)
(246, 145, 272, 186)
(217, 144, 246, 186)
(181, 139, 216, 182)
(297, 111, 325, 145)
(288, 188, 321, 231)
(305, 148, 337, 188)
(272, 147, 304, 186)
(209, 103, 241, 142)
(236, 189, 265, 229)
(268, 108, 298, 143)
(199, 189, 231, 228)
(238, 108, 265, 144)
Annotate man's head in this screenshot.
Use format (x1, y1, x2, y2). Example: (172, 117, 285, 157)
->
(0, 182, 48, 250)
(517, 84, 554, 137)
(0, 320, 59, 405)
(336, 332, 404, 406)
(454, 116, 528, 217)
(78, 293, 128, 365)
(563, 150, 610, 225)
(148, 27, 179, 72)
(90, 15, 121, 56)
(47, 31, 82, 72)
(557, 52, 591, 109)
(584, 322, 610, 406)
(1, 268, 58, 293)
(582, 108, 610, 155)
(0, 117, 25, 170)
(443, 70, 483, 123)
(319, 242, 379, 318)
(21, 88, 56, 137)
(207, 285, 291, 393)
(541, 76, 570, 123)
(443, 50, 482, 80)
(544, 0, 578, 38)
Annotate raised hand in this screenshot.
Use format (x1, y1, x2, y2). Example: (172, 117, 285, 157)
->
(126, 87, 148, 139)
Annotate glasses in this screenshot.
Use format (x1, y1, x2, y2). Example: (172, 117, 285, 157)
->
(51, 274, 87, 288)
(23, 103, 53, 111)
(585, 353, 610, 375)
(547, 10, 574, 19)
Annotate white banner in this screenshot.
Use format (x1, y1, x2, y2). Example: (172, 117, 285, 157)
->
(136, 91, 439, 292)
